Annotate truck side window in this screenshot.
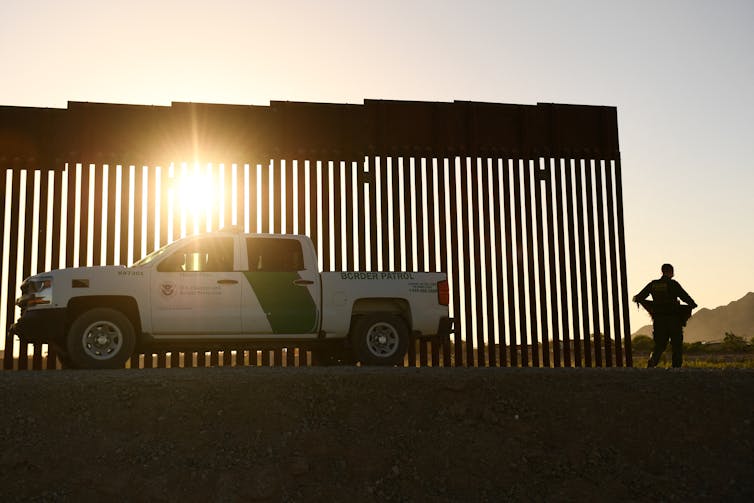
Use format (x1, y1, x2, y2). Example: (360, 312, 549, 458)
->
(157, 237, 234, 272)
(246, 238, 304, 272)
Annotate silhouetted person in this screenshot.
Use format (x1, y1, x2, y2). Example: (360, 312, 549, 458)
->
(633, 263, 697, 368)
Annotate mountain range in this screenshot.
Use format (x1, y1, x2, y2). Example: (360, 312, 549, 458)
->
(633, 292, 754, 343)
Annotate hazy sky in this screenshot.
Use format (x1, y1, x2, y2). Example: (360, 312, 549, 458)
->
(2, 0, 753, 331)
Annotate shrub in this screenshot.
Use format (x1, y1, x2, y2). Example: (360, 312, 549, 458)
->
(631, 334, 653, 351)
(684, 341, 704, 354)
(722, 332, 748, 352)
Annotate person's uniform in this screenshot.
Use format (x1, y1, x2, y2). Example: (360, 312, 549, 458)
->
(634, 276, 697, 368)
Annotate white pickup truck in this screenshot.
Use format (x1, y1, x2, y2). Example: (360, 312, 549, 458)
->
(12, 230, 452, 369)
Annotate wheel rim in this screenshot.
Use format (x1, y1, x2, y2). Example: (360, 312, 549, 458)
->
(365, 322, 400, 358)
(80, 320, 123, 360)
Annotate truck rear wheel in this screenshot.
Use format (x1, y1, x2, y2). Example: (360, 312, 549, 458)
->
(351, 314, 408, 366)
(66, 308, 136, 369)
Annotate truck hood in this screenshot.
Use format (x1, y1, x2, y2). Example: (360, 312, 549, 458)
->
(25, 266, 132, 288)
(38, 265, 129, 278)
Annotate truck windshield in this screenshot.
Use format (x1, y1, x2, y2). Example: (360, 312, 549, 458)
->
(131, 245, 171, 267)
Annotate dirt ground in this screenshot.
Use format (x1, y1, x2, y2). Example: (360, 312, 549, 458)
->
(1, 367, 753, 502)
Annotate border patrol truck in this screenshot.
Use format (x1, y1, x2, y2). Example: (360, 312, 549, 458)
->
(12, 230, 452, 368)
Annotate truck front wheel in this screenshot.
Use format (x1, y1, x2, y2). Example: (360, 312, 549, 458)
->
(351, 314, 408, 366)
(66, 308, 136, 369)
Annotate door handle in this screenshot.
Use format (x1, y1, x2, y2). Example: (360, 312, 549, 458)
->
(293, 279, 314, 286)
(217, 279, 239, 285)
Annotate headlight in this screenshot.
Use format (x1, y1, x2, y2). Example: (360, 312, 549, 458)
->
(17, 276, 53, 310)
(31, 278, 53, 293)
(21, 276, 53, 294)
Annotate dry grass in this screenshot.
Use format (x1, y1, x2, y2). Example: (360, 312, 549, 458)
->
(632, 353, 754, 369)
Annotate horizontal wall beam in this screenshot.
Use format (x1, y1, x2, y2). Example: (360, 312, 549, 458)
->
(0, 100, 619, 167)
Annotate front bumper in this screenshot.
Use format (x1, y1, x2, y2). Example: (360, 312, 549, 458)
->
(9, 308, 67, 344)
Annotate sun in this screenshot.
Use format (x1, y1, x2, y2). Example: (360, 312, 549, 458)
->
(173, 163, 217, 230)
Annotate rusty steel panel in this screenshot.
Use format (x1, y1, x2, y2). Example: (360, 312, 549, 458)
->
(501, 159, 517, 367)
(594, 161, 612, 366)
(605, 162, 622, 366)
(269, 101, 367, 161)
(614, 159, 632, 367)
(0, 100, 620, 167)
(469, 161, 482, 366)
(583, 160, 599, 366)
(522, 159, 537, 367)
(321, 162, 331, 272)
(553, 159, 570, 367)
(3, 171, 21, 369)
(535, 159, 550, 367)
(19, 170, 35, 370)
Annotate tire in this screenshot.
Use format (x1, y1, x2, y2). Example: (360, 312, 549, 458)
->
(351, 314, 409, 366)
(66, 308, 136, 369)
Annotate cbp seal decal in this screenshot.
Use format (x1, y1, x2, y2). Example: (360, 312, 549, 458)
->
(160, 281, 177, 297)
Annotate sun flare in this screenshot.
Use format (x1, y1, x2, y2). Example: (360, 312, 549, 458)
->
(172, 164, 217, 232)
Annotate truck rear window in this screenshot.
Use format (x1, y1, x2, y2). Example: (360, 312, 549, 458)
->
(246, 238, 304, 272)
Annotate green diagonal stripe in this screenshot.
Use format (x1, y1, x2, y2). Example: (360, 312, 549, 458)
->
(243, 272, 317, 333)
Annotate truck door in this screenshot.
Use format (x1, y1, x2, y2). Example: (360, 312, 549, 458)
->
(241, 237, 320, 335)
(150, 236, 242, 335)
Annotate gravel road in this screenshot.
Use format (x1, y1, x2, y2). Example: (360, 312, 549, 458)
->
(1, 367, 753, 502)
